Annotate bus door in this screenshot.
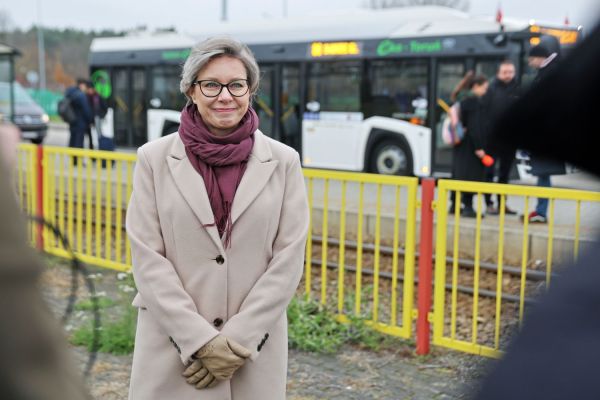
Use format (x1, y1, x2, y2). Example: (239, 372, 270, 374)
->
(279, 64, 302, 152)
(112, 67, 147, 147)
(433, 59, 466, 174)
(255, 64, 276, 139)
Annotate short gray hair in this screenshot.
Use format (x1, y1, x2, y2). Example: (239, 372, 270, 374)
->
(180, 36, 260, 104)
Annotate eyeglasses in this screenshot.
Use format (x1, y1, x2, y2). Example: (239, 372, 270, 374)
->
(192, 79, 249, 98)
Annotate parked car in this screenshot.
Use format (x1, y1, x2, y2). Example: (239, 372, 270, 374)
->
(0, 82, 49, 144)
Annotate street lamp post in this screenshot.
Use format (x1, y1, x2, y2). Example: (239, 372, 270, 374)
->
(36, 0, 46, 90)
(222, 0, 227, 21)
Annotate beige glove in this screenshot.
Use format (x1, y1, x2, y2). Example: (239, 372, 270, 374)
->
(193, 335, 251, 380)
(182, 359, 218, 389)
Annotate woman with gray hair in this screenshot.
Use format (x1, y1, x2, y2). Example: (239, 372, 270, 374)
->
(126, 36, 309, 400)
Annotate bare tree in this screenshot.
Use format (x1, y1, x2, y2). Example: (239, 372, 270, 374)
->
(364, 0, 470, 12)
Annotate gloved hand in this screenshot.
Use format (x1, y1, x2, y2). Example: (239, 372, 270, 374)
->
(193, 335, 251, 380)
(182, 359, 218, 389)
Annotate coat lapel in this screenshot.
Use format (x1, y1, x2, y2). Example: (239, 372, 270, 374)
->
(231, 131, 278, 225)
(166, 137, 225, 254)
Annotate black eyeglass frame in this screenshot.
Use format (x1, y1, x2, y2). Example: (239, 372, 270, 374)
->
(192, 79, 250, 98)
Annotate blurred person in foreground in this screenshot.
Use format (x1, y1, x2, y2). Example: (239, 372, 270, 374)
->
(520, 36, 566, 223)
(126, 36, 308, 399)
(474, 22, 600, 400)
(449, 74, 492, 218)
(0, 122, 90, 399)
(483, 60, 520, 215)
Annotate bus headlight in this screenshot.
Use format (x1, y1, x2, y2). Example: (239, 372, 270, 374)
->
(421, 166, 429, 174)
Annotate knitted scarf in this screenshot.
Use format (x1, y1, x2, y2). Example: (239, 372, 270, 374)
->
(178, 103, 257, 247)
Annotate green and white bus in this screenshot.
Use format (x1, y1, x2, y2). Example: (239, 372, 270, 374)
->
(89, 6, 581, 176)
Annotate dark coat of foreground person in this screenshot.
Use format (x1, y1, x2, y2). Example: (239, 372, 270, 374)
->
(474, 23, 600, 400)
(0, 124, 90, 399)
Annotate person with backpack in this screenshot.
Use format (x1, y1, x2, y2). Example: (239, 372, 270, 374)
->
(63, 78, 93, 154)
(449, 74, 492, 218)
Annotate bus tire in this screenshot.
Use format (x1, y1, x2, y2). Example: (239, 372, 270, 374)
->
(368, 139, 412, 176)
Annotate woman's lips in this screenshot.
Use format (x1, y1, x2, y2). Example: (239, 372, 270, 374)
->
(213, 108, 236, 112)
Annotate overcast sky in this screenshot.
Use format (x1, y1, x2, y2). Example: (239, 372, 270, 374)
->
(1, 0, 599, 32)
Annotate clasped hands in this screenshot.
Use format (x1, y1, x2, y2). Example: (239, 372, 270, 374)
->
(182, 335, 251, 390)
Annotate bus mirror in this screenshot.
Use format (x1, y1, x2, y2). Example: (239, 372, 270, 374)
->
(306, 101, 320, 112)
(150, 98, 162, 108)
(490, 33, 508, 47)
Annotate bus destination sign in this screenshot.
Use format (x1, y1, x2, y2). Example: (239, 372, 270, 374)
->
(376, 39, 448, 56)
(310, 41, 361, 57)
(529, 25, 579, 46)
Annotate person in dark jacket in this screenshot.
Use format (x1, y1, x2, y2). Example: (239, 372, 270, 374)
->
(64, 78, 93, 152)
(521, 36, 566, 223)
(450, 74, 491, 218)
(474, 22, 600, 400)
(483, 60, 520, 215)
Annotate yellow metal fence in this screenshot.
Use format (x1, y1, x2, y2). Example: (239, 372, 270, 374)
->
(15, 144, 39, 244)
(40, 146, 136, 271)
(15, 145, 600, 357)
(433, 179, 600, 357)
(303, 169, 418, 339)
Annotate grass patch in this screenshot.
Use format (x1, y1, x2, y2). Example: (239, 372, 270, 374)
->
(71, 306, 136, 355)
(70, 270, 137, 355)
(75, 297, 115, 311)
(287, 296, 408, 353)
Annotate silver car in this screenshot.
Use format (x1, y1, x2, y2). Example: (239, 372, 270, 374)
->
(0, 82, 49, 144)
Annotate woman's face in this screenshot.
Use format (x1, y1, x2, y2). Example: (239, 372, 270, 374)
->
(189, 56, 250, 137)
(472, 81, 489, 97)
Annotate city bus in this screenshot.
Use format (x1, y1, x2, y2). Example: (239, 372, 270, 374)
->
(89, 6, 581, 176)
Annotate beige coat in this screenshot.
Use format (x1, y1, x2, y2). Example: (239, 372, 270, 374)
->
(126, 130, 308, 400)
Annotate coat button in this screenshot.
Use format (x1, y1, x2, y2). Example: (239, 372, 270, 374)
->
(215, 255, 225, 265)
(213, 318, 223, 327)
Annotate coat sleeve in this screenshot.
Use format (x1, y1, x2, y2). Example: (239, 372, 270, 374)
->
(126, 147, 219, 364)
(220, 152, 309, 360)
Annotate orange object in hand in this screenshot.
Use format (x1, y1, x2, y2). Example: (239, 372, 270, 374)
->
(482, 155, 495, 167)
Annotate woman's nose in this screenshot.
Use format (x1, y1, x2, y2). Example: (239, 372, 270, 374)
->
(217, 87, 234, 101)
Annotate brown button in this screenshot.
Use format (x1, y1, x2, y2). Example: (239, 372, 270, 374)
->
(215, 255, 225, 265)
(213, 318, 223, 327)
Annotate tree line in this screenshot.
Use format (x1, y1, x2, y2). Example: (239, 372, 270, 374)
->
(0, 9, 124, 92)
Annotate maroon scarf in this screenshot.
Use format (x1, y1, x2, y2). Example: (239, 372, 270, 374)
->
(178, 104, 258, 247)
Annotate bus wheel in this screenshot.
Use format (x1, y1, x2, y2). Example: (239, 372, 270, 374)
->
(369, 140, 412, 175)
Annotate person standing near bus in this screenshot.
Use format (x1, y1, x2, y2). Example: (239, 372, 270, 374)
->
(85, 81, 108, 149)
(126, 36, 309, 400)
(64, 78, 93, 152)
(483, 60, 521, 215)
(450, 75, 491, 218)
(521, 36, 566, 223)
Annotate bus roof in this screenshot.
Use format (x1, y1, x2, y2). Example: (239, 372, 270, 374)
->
(91, 6, 536, 53)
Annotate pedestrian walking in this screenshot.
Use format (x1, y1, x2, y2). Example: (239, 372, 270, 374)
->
(521, 36, 566, 224)
(450, 74, 492, 218)
(483, 60, 520, 215)
(126, 36, 309, 400)
(64, 78, 93, 152)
